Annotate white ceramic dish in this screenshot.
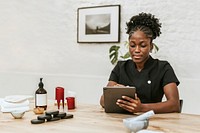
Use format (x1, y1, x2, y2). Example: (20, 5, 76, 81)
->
(11, 111, 25, 119)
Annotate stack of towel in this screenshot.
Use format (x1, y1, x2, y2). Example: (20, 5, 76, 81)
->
(0, 95, 33, 113)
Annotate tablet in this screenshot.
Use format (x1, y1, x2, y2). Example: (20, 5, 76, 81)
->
(103, 86, 136, 113)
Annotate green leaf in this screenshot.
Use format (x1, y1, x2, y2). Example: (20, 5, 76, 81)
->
(120, 52, 130, 59)
(111, 56, 118, 65)
(109, 45, 120, 53)
(153, 43, 159, 52)
(109, 52, 116, 59)
(109, 45, 120, 65)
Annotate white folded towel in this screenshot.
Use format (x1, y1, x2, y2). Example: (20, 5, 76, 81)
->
(0, 95, 32, 113)
(1, 99, 29, 108)
(1, 106, 29, 112)
(4, 95, 33, 103)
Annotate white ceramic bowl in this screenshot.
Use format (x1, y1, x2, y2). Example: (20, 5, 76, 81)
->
(11, 111, 25, 119)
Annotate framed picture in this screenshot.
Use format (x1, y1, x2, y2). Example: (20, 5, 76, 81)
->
(77, 5, 120, 43)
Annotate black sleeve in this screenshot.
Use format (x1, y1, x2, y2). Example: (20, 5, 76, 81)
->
(108, 61, 121, 82)
(162, 62, 180, 87)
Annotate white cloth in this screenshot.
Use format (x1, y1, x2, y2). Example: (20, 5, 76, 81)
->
(4, 95, 33, 103)
(0, 95, 32, 112)
(1, 99, 29, 108)
(1, 106, 29, 112)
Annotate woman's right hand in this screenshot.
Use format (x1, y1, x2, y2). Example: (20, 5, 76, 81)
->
(106, 81, 126, 87)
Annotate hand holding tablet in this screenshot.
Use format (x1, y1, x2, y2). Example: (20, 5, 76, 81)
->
(103, 86, 136, 113)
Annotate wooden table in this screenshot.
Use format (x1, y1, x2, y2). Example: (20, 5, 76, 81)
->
(0, 103, 200, 133)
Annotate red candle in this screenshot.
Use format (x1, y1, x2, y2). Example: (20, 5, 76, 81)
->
(66, 97, 75, 110)
(55, 87, 64, 109)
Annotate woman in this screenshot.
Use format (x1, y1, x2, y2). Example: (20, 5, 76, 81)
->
(100, 12, 180, 114)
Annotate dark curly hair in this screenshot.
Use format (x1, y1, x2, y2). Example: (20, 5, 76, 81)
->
(126, 12, 162, 40)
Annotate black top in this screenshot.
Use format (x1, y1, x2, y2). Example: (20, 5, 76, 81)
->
(109, 56, 180, 103)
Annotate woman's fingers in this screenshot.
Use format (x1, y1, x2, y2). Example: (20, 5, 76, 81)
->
(122, 95, 138, 103)
(116, 94, 141, 113)
(116, 100, 136, 113)
(135, 93, 139, 100)
(117, 99, 137, 107)
(114, 84, 125, 87)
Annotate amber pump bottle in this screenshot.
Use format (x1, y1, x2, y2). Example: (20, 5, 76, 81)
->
(35, 78, 47, 110)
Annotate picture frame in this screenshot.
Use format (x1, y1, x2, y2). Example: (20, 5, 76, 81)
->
(77, 5, 120, 43)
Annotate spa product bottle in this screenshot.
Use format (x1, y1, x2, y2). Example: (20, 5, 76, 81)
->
(35, 78, 47, 110)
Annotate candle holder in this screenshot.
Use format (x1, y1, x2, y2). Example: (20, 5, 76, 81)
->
(66, 97, 75, 110)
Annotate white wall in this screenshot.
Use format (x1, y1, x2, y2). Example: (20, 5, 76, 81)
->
(0, 0, 200, 114)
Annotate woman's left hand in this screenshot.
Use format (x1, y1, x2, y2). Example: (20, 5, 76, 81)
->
(116, 94, 142, 113)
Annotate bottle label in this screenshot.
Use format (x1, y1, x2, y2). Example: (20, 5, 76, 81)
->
(36, 94, 47, 106)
